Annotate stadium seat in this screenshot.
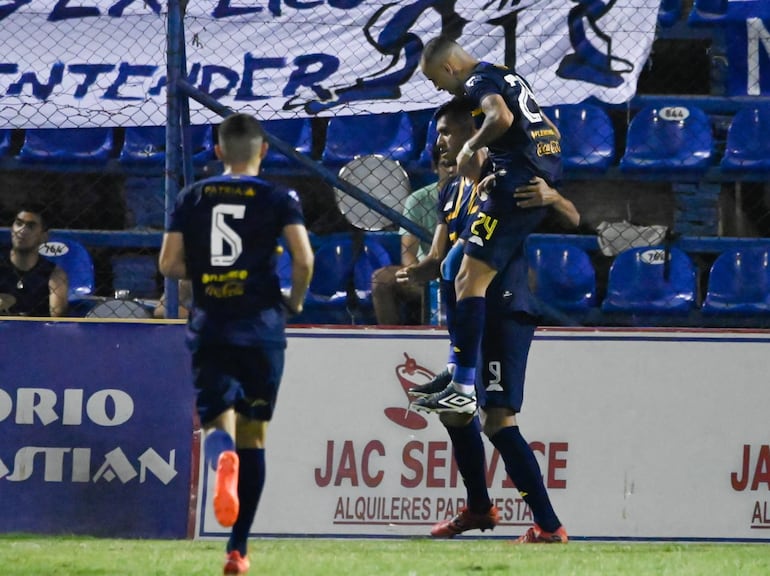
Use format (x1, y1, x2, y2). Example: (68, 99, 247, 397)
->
(38, 235, 95, 301)
(688, 0, 728, 24)
(111, 254, 159, 299)
(619, 105, 713, 174)
(602, 246, 697, 314)
(409, 108, 438, 169)
(528, 244, 597, 311)
(0, 130, 11, 156)
(119, 125, 213, 165)
(123, 176, 165, 229)
(703, 247, 770, 314)
(720, 106, 770, 173)
(543, 103, 615, 172)
(321, 112, 416, 167)
(261, 118, 313, 168)
(19, 128, 113, 165)
(658, 0, 682, 27)
(300, 235, 392, 324)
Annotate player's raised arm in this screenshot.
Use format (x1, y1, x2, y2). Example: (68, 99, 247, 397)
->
(457, 94, 513, 173)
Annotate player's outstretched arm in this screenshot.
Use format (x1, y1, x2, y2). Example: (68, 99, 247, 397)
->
(514, 177, 580, 229)
(283, 223, 313, 315)
(396, 223, 449, 285)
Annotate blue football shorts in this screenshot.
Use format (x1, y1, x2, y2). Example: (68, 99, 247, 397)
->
(463, 177, 547, 271)
(476, 310, 537, 413)
(192, 344, 285, 424)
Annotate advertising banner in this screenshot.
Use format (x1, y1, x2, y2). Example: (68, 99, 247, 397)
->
(195, 328, 770, 541)
(3, 322, 767, 541)
(0, 0, 660, 128)
(0, 320, 194, 538)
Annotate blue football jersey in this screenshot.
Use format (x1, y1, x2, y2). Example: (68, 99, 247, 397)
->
(464, 62, 562, 188)
(168, 174, 304, 347)
(436, 175, 481, 244)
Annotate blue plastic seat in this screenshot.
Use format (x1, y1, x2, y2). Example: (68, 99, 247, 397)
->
(602, 246, 697, 314)
(703, 247, 770, 314)
(417, 116, 438, 169)
(0, 130, 11, 156)
(38, 235, 95, 301)
(19, 128, 113, 165)
(688, 0, 727, 24)
(123, 176, 164, 229)
(544, 104, 615, 172)
(619, 105, 713, 174)
(528, 244, 597, 311)
(119, 125, 213, 165)
(261, 118, 313, 168)
(301, 235, 393, 324)
(658, 0, 682, 27)
(720, 106, 770, 173)
(322, 112, 416, 167)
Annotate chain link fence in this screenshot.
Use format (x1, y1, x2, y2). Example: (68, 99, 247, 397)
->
(1, 0, 769, 325)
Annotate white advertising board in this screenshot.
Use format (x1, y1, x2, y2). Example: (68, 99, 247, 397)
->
(195, 328, 770, 541)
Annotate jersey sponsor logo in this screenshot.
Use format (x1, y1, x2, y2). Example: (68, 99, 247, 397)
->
(468, 236, 484, 247)
(536, 140, 561, 157)
(530, 128, 557, 139)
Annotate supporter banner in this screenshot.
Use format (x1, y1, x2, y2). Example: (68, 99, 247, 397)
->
(0, 0, 660, 128)
(0, 320, 194, 538)
(195, 328, 770, 541)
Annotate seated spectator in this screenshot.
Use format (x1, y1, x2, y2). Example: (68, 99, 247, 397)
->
(371, 145, 455, 324)
(0, 203, 68, 317)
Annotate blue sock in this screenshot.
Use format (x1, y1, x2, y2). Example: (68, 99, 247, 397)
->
(489, 426, 561, 532)
(452, 297, 486, 386)
(204, 429, 235, 470)
(227, 448, 266, 557)
(440, 279, 457, 336)
(441, 280, 459, 368)
(446, 417, 492, 513)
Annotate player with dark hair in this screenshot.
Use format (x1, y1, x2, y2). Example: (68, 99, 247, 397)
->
(411, 36, 570, 543)
(160, 113, 314, 575)
(0, 203, 68, 317)
(397, 95, 501, 534)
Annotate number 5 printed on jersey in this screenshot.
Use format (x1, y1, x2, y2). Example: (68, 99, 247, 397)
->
(211, 204, 245, 266)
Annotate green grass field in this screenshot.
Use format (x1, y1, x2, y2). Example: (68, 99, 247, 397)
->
(1, 535, 769, 575)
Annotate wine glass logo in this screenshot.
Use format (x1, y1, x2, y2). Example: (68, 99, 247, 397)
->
(384, 353, 434, 430)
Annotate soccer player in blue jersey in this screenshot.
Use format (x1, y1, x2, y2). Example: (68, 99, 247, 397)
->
(159, 113, 313, 575)
(412, 36, 572, 543)
(397, 96, 498, 535)
(399, 94, 576, 541)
